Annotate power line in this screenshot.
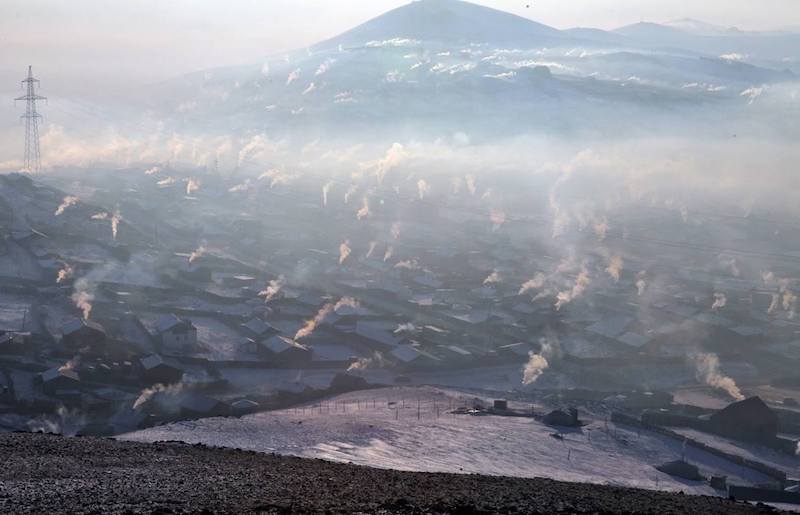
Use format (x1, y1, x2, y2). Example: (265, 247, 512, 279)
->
(15, 66, 47, 173)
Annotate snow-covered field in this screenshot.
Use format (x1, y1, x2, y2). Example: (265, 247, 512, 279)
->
(121, 386, 776, 496)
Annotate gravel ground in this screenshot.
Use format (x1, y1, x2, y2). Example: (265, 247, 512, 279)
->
(0, 432, 785, 514)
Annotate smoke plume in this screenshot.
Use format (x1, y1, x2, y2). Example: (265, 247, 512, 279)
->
(554, 265, 591, 310)
(712, 293, 727, 311)
(71, 277, 94, 319)
(339, 240, 352, 265)
(605, 255, 624, 283)
(693, 353, 744, 401)
(295, 303, 335, 340)
(322, 181, 333, 206)
(357, 197, 370, 220)
(185, 178, 200, 195)
(522, 337, 559, 385)
(259, 275, 286, 302)
(54, 196, 78, 216)
(483, 271, 503, 285)
(57, 263, 74, 284)
(417, 179, 430, 200)
(111, 210, 121, 240)
(188, 244, 206, 264)
(347, 351, 386, 372)
(519, 273, 546, 295)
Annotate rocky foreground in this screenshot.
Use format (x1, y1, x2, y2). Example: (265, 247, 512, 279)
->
(0, 432, 785, 514)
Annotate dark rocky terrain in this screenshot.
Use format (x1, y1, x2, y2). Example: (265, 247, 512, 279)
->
(0, 432, 786, 514)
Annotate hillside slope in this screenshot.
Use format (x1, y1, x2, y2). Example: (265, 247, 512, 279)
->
(0, 432, 781, 514)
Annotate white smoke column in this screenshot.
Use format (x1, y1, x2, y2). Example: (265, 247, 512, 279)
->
(768, 293, 781, 314)
(344, 185, 358, 204)
(316, 58, 335, 76)
(383, 246, 394, 262)
(555, 265, 591, 311)
(186, 178, 200, 195)
(594, 217, 609, 241)
(302, 82, 316, 95)
(483, 271, 503, 285)
(26, 405, 86, 436)
(394, 259, 420, 270)
(465, 174, 477, 196)
(335, 297, 360, 311)
(71, 277, 94, 320)
(366, 241, 378, 258)
(490, 209, 506, 231)
(356, 197, 370, 220)
(58, 356, 80, 373)
(228, 179, 252, 193)
(417, 179, 430, 200)
(157, 177, 176, 186)
(133, 382, 185, 410)
(522, 338, 558, 385)
(394, 322, 417, 334)
(259, 275, 286, 302)
(391, 222, 401, 240)
(111, 210, 121, 240)
(188, 244, 206, 264)
(286, 68, 301, 85)
(54, 196, 78, 216)
(91, 212, 108, 221)
(636, 271, 648, 296)
(783, 290, 797, 318)
(322, 181, 333, 206)
(339, 241, 352, 265)
(693, 353, 744, 401)
(712, 293, 727, 311)
(519, 272, 546, 295)
(56, 263, 74, 284)
(295, 304, 332, 339)
(347, 351, 385, 372)
(374, 143, 408, 184)
(144, 166, 161, 175)
(606, 255, 624, 283)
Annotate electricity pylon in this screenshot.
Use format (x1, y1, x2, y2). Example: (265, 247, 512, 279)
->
(15, 66, 47, 173)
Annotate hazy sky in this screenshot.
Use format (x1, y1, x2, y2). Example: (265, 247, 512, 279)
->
(2, 0, 799, 93)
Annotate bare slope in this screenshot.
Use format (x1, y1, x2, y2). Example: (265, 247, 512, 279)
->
(0, 432, 780, 514)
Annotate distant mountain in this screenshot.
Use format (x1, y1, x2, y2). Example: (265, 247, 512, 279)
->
(143, 0, 798, 142)
(613, 21, 800, 64)
(312, 0, 568, 50)
(661, 18, 735, 37)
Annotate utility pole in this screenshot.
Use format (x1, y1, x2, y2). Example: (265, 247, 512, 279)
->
(16, 66, 47, 173)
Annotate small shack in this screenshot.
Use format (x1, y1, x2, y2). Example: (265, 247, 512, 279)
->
(655, 460, 704, 481)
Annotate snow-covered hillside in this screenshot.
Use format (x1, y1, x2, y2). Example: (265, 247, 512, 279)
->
(121, 386, 786, 496)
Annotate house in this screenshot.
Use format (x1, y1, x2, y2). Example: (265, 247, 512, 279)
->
(543, 408, 581, 427)
(230, 399, 260, 415)
(240, 317, 278, 341)
(138, 354, 184, 385)
(655, 460, 704, 481)
(353, 321, 406, 350)
(179, 393, 229, 418)
(707, 396, 778, 443)
(62, 318, 106, 353)
(498, 342, 535, 361)
(390, 344, 439, 369)
(155, 314, 198, 353)
(40, 366, 81, 395)
(256, 335, 312, 363)
(0, 332, 28, 355)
